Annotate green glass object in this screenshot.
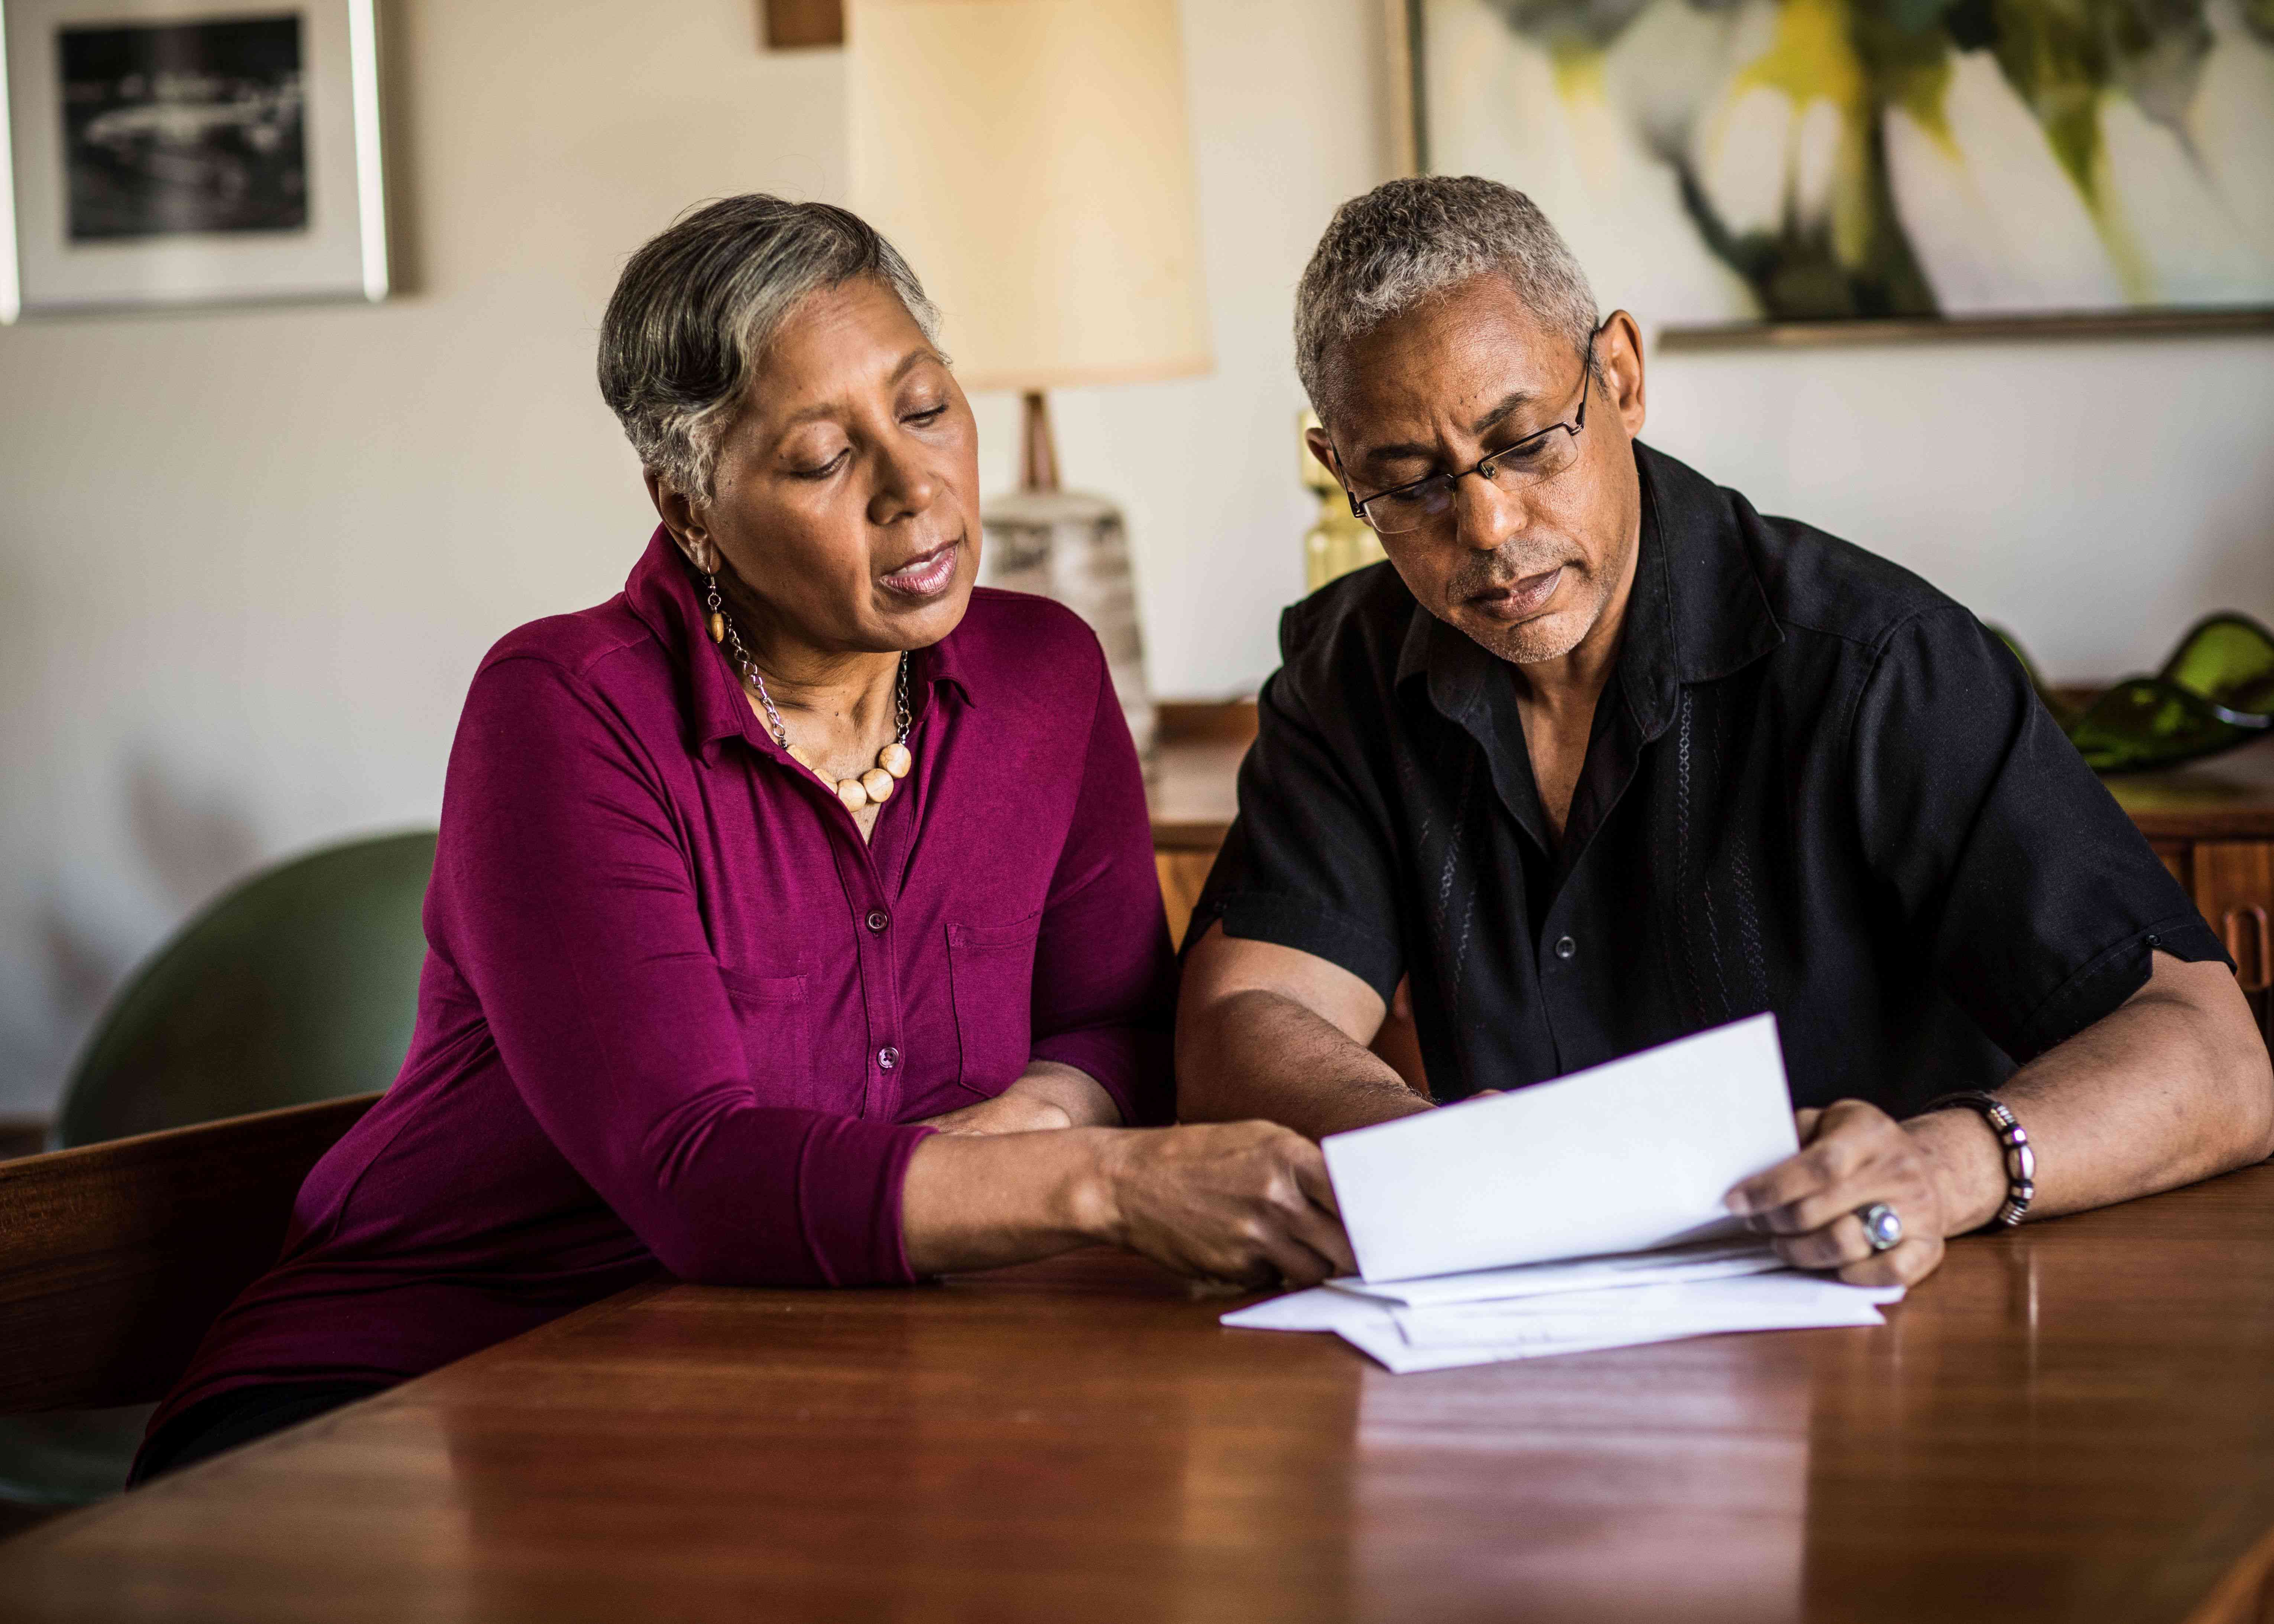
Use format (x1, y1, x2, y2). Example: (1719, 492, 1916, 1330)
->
(1995, 616, 2274, 775)
(2159, 614, 2274, 723)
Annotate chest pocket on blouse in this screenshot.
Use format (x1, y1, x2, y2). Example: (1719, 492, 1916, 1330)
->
(947, 916, 1041, 1095)
(718, 969, 819, 1110)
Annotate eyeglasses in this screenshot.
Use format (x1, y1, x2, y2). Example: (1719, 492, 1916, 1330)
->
(1341, 339, 1595, 536)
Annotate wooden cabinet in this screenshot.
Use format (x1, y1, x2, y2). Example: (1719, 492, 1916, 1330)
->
(2193, 844, 2274, 987)
(1152, 851, 1218, 951)
(2105, 744, 2274, 1041)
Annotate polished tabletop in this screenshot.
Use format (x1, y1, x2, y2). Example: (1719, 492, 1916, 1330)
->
(6, 1165, 2274, 1622)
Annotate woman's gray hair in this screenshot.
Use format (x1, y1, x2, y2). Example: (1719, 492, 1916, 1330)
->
(1294, 176, 1599, 427)
(598, 195, 940, 503)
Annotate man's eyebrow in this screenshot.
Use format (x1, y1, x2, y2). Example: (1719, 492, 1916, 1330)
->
(1352, 387, 1541, 471)
(1355, 438, 1440, 468)
(1467, 387, 1537, 438)
(773, 348, 943, 432)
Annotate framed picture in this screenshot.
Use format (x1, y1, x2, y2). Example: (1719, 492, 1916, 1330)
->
(1397, 0, 2274, 344)
(0, 0, 386, 321)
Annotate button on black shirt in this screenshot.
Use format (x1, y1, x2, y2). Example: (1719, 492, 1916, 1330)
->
(1194, 445, 2224, 1114)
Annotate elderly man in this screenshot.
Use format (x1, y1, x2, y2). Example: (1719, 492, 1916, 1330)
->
(1178, 176, 2273, 1289)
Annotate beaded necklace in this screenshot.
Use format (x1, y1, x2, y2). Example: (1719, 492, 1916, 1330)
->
(704, 572, 912, 813)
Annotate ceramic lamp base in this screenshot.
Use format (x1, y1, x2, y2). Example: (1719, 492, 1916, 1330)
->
(981, 487, 1158, 765)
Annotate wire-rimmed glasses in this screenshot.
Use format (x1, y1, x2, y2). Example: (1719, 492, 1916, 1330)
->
(1343, 340, 1595, 536)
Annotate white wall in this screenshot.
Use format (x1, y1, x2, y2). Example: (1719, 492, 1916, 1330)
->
(1645, 337, 2274, 676)
(0, 0, 2267, 1116)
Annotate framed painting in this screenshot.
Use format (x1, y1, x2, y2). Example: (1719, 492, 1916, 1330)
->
(1398, 0, 2274, 342)
(0, 0, 386, 321)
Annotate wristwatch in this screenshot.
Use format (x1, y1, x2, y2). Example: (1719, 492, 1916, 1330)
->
(1921, 1091, 2035, 1230)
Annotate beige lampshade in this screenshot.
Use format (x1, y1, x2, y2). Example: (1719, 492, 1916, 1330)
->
(848, 0, 1213, 393)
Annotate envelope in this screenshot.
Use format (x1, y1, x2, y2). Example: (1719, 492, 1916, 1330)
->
(1321, 1013, 1800, 1282)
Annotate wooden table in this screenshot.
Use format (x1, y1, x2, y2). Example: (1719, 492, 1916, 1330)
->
(7, 1164, 2274, 1622)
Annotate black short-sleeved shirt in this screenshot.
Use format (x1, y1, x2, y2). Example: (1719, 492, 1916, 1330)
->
(1193, 444, 2226, 1114)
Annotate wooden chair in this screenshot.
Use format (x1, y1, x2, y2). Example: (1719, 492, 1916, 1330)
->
(0, 832, 433, 1511)
(0, 1094, 379, 1420)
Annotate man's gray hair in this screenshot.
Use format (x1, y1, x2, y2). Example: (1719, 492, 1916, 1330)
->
(598, 195, 940, 503)
(1294, 176, 1599, 426)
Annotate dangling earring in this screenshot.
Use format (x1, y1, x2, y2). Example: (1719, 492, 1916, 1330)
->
(702, 571, 727, 646)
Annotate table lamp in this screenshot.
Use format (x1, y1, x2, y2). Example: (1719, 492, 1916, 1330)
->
(849, 0, 1214, 758)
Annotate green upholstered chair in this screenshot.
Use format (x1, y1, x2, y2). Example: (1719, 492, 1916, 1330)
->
(56, 830, 437, 1146)
(0, 830, 435, 1510)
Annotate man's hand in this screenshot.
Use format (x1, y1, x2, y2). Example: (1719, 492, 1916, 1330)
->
(915, 1062, 1123, 1136)
(1723, 1101, 1981, 1288)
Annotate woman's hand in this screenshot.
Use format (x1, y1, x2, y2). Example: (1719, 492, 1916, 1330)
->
(915, 1062, 1124, 1136)
(1087, 1121, 1356, 1290)
(1723, 1100, 1999, 1288)
(900, 1119, 1356, 1287)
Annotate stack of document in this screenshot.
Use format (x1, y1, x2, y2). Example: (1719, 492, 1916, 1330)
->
(1223, 1016, 1905, 1373)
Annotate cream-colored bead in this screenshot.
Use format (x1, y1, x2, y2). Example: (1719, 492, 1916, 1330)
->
(860, 767, 895, 803)
(786, 743, 815, 769)
(836, 777, 870, 812)
(707, 613, 726, 645)
(878, 742, 913, 780)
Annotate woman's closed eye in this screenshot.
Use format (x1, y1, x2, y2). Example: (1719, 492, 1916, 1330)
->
(786, 446, 850, 480)
(901, 400, 949, 428)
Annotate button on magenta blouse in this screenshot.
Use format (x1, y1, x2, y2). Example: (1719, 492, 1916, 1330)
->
(152, 529, 1174, 1431)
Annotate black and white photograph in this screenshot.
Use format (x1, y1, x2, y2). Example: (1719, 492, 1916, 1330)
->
(59, 14, 309, 242)
(1, 0, 385, 318)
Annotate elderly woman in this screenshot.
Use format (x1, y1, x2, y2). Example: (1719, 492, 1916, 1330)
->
(133, 196, 1350, 1484)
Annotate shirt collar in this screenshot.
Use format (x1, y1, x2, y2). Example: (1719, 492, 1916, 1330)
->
(1394, 442, 1782, 741)
(621, 525, 986, 764)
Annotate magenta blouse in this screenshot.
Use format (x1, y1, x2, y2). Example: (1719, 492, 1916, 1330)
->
(152, 528, 1174, 1432)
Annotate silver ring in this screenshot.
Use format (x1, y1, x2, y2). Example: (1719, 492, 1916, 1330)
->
(1857, 1202, 1903, 1253)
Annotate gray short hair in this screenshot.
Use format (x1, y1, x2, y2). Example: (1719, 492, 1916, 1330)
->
(598, 195, 940, 503)
(1294, 176, 1599, 426)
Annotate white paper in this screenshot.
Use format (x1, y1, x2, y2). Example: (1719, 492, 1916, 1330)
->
(1219, 1286, 1394, 1335)
(1391, 1275, 1901, 1349)
(1336, 1302, 1884, 1374)
(1325, 1238, 1787, 1307)
(1322, 1014, 1800, 1282)
(1222, 1269, 1904, 1374)
(1335, 1312, 1730, 1374)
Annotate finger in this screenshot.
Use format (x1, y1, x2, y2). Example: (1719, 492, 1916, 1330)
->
(1727, 1106, 1892, 1217)
(1248, 1224, 1342, 1290)
(1289, 1144, 1343, 1218)
(1277, 1195, 1358, 1278)
(1835, 1232, 1943, 1289)
(1768, 1212, 1871, 1271)
(1794, 1107, 1824, 1142)
(1728, 1141, 1850, 1218)
(1764, 1167, 1930, 1238)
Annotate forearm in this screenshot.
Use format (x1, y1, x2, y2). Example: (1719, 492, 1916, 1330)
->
(899, 1127, 1117, 1275)
(1011, 1061, 1127, 1127)
(1178, 987, 1430, 1140)
(1912, 954, 2274, 1231)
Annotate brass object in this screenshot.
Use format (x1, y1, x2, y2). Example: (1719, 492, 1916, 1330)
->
(1300, 410, 1386, 594)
